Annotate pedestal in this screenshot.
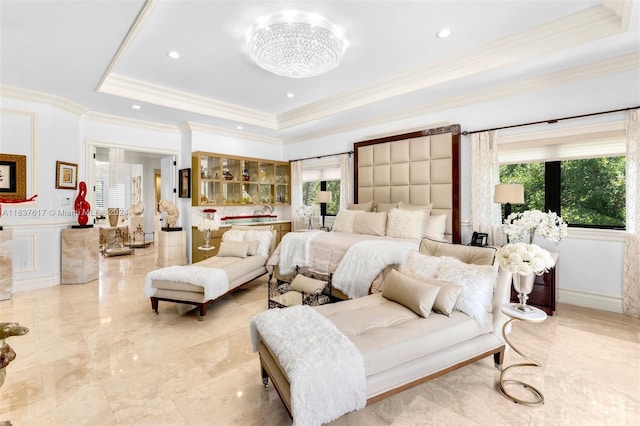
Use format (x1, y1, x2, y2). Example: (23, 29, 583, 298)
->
(61, 227, 99, 284)
(158, 229, 187, 267)
(0, 228, 13, 300)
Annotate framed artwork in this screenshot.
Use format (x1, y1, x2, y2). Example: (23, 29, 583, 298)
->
(55, 161, 78, 189)
(179, 168, 191, 198)
(0, 153, 27, 199)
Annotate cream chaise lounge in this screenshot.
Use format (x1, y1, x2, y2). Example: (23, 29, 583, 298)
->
(253, 238, 512, 423)
(145, 227, 277, 319)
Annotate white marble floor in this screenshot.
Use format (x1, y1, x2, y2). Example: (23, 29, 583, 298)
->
(0, 246, 639, 425)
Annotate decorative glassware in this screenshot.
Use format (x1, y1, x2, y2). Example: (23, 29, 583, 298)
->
(512, 273, 536, 312)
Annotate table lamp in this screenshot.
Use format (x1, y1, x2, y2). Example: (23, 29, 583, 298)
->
(316, 191, 333, 229)
(494, 184, 524, 221)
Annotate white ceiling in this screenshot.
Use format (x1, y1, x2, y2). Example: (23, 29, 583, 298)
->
(1, 0, 639, 143)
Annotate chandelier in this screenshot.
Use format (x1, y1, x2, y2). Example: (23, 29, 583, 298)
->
(248, 12, 346, 79)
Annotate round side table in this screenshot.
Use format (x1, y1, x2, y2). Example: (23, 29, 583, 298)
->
(197, 245, 216, 259)
(498, 303, 547, 406)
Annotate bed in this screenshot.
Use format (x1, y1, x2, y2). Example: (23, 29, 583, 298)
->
(144, 227, 276, 318)
(253, 238, 511, 424)
(267, 124, 461, 297)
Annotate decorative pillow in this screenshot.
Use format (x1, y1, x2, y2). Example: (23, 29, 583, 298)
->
(216, 241, 250, 258)
(386, 208, 426, 239)
(348, 202, 374, 212)
(382, 270, 440, 318)
(436, 257, 497, 325)
(402, 275, 462, 316)
(375, 202, 398, 213)
(425, 214, 447, 240)
(222, 229, 273, 258)
(398, 201, 433, 237)
(246, 240, 260, 256)
(332, 209, 364, 233)
(399, 250, 442, 279)
(353, 212, 387, 236)
(290, 274, 327, 294)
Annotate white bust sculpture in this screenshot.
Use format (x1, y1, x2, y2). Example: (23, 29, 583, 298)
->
(158, 199, 179, 228)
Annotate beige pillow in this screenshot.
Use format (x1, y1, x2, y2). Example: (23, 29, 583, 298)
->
(348, 202, 374, 212)
(425, 214, 447, 240)
(353, 212, 387, 236)
(332, 209, 364, 233)
(216, 241, 249, 258)
(375, 202, 398, 213)
(405, 275, 462, 316)
(290, 274, 327, 294)
(386, 208, 426, 239)
(382, 270, 440, 318)
(246, 240, 260, 256)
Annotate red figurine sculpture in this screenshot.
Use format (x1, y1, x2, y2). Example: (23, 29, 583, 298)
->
(74, 181, 91, 226)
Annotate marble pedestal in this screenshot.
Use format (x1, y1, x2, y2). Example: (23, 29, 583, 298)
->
(0, 229, 13, 300)
(158, 229, 187, 267)
(61, 227, 99, 284)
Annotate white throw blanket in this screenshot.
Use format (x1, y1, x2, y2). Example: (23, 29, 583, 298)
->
(250, 305, 366, 426)
(333, 240, 417, 298)
(278, 230, 323, 275)
(144, 266, 229, 301)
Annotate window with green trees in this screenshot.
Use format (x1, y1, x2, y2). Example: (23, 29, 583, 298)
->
(302, 180, 341, 216)
(500, 156, 626, 228)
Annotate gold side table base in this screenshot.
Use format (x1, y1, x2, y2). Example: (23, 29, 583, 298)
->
(498, 316, 545, 406)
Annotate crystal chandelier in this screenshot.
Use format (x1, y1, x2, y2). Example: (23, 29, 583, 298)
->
(248, 12, 346, 79)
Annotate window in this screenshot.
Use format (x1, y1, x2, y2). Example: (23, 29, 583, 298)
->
(498, 120, 626, 229)
(302, 156, 341, 217)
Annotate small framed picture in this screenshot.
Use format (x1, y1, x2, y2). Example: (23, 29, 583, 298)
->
(55, 161, 78, 189)
(0, 153, 27, 199)
(179, 168, 191, 198)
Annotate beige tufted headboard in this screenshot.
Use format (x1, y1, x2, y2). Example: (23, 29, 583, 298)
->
(354, 125, 461, 243)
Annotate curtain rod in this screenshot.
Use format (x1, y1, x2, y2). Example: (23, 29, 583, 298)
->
(462, 105, 639, 136)
(291, 150, 353, 163)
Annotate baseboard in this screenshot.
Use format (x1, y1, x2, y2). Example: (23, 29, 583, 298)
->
(558, 288, 623, 314)
(12, 273, 60, 293)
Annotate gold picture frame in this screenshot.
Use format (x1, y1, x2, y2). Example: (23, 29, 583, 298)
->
(0, 153, 27, 200)
(55, 161, 78, 190)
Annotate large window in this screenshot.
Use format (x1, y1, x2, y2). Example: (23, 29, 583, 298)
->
(302, 180, 340, 216)
(500, 156, 626, 229)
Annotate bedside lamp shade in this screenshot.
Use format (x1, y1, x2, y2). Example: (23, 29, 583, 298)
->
(494, 184, 524, 220)
(316, 191, 333, 203)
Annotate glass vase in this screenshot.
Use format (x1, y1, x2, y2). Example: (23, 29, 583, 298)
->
(512, 272, 536, 312)
(202, 229, 212, 248)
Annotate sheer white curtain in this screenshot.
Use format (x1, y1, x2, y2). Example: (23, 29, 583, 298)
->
(290, 160, 304, 231)
(624, 108, 640, 318)
(470, 131, 503, 245)
(339, 153, 353, 211)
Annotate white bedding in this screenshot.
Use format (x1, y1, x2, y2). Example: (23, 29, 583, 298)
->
(144, 266, 229, 301)
(277, 230, 323, 274)
(251, 305, 366, 426)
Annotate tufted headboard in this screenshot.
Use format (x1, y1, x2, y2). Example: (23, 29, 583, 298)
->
(354, 124, 461, 243)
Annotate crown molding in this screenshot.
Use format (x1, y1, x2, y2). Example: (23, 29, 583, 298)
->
(0, 84, 89, 116)
(277, 1, 629, 130)
(98, 73, 277, 130)
(182, 121, 282, 145)
(282, 52, 639, 144)
(82, 111, 179, 133)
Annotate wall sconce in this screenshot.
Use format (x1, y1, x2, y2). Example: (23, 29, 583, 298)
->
(494, 184, 524, 221)
(316, 191, 333, 229)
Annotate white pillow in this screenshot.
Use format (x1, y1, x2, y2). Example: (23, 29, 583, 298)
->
(222, 229, 273, 259)
(399, 250, 442, 279)
(425, 214, 447, 240)
(353, 212, 387, 236)
(398, 202, 434, 237)
(436, 256, 497, 326)
(386, 208, 426, 239)
(332, 209, 364, 233)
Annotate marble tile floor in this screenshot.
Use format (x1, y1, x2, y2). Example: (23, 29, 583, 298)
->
(1, 246, 639, 425)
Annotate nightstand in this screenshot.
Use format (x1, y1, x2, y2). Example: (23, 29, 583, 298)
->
(197, 245, 216, 259)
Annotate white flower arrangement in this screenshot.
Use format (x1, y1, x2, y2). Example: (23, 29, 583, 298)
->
(295, 204, 320, 220)
(496, 243, 555, 275)
(197, 217, 220, 232)
(503, 209, 568, 245)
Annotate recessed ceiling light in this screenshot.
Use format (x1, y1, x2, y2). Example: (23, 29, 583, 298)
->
(236, 125, 243, 130)
(286, 92, 295, 98)
(167, 50, 182, 59)
(436, 28, 452, 39)
(131, 104, 141, 110)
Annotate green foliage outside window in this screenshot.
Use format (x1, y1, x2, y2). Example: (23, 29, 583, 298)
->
(303, 180, 340, 215)
(500, 156, 626, 228)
